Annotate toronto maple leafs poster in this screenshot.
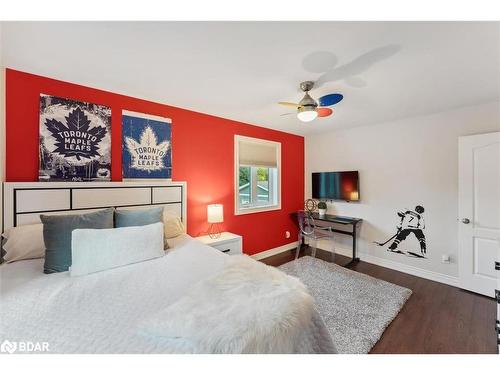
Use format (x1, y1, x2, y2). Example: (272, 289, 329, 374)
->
(39, 94, 112, 182)
(122, 110, 172, 180)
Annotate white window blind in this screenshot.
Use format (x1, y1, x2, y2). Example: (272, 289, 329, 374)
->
(238, 138, 278, 168)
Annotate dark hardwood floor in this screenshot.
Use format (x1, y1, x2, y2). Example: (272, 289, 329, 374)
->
(260, 246, 498, 354)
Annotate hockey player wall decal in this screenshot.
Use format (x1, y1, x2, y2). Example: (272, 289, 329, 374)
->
(374, 205, 427, 258)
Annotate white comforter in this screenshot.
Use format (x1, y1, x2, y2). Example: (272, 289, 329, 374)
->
(0, 235, 335, 354)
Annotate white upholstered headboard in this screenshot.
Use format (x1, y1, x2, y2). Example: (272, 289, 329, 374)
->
(2, 181, 187, 232)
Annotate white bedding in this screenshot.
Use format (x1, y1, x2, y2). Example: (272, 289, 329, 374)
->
(0, 235, 335, 354)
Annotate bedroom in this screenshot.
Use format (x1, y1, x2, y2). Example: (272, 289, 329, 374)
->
(0, 1, 499, 373)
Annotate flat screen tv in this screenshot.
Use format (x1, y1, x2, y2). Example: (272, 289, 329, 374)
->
(312, 171, 360, 201)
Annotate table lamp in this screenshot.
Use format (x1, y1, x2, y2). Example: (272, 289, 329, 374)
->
(207, 204, 224, 239)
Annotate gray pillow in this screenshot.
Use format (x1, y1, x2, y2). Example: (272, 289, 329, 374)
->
(115, 207, 164, 228)
(41, 208, 114, 274)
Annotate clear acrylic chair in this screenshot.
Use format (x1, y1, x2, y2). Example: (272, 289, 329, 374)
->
(296, 210, 335, 260)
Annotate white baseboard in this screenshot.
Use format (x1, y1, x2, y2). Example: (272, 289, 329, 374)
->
(252, 242, 460, 288)
(331, 244, 459, 287)
(251, 241, 298, 260)
(359, 252, 460, 288)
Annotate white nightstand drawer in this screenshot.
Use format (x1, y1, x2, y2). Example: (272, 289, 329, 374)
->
(196, 232, 243, 255)
(211, 241, 241, 255)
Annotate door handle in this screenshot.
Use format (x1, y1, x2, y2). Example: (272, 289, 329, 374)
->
(461, 218, 470, 224)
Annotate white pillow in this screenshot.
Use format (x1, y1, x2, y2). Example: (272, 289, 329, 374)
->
(163, 211, 185, 239)
(70, 222, 165, 277)
(2, 224, 45, 263)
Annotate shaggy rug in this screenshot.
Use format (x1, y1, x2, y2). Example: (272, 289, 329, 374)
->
(279, 256, 412, 354)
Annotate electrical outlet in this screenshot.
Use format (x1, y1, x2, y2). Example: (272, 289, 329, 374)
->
(441, 255, 451, 264)
(285, 231, 290, 239)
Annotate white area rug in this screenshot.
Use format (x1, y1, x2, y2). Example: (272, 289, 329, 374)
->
(279, 256, 412, 354)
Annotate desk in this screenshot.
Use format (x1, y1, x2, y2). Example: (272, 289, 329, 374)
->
(294, 212, 363, 267)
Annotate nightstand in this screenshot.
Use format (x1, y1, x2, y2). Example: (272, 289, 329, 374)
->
(196, 232, 243, 255)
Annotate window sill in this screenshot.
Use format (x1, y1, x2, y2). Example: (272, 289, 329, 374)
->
(235, 204, 281, 216)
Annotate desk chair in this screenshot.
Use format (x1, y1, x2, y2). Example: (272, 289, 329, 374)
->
(296, 210, 335, 259)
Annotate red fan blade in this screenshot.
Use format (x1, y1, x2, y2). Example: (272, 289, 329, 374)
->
(316, 107, 334, 117)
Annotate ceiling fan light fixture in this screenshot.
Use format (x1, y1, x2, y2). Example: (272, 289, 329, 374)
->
(297, 106, 318, 122)
(279, 80, 340, 122)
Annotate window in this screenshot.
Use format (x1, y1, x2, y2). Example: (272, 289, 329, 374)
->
(235, 135, 281, 214)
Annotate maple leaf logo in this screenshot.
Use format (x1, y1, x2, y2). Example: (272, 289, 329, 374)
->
(45, 107, 107, 161)
(125, 126, 170, 172)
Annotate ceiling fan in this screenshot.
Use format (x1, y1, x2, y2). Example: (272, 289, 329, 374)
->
(278, 81, 343, 122)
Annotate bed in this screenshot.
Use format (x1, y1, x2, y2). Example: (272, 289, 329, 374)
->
(0, 182, 336, 354)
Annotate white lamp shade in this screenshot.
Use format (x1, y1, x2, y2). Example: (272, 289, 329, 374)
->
(207, 204, 224, 223)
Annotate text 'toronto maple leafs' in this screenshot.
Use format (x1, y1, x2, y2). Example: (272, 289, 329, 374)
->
(45, 107, 107, 161)
(125, 126, 170, 172)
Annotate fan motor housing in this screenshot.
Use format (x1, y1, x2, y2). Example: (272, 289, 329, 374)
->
(299, 92, 318, 108)
(300, 81, 315, 92)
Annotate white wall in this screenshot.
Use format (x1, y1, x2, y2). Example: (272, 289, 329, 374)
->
(306, 101, 500, 284)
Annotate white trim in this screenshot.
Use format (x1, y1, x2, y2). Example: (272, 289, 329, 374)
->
(122, 110, 171, 123)
(236, 205, 281, 215)
(234, 135, 281, 216)
(359, 252, 460, 287)
(319, 242, 461, 287)
(322, 243, 460, 287)
(253, 241, 460, 288)
(251, 241, 298, 260)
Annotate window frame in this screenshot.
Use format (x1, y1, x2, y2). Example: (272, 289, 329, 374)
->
(234, 135, 281, 215)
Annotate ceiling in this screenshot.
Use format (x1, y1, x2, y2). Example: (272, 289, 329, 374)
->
(2, 21, 499, 135)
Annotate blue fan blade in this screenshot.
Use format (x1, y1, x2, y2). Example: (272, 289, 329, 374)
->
(318, 93, 343, 107)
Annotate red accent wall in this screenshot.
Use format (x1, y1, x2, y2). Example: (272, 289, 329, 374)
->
(5, 68, 304, 255)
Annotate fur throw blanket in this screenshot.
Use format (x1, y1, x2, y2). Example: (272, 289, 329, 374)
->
(140, 255, 315, 353)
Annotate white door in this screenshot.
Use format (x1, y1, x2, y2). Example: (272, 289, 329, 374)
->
(458, 132, 500, 297)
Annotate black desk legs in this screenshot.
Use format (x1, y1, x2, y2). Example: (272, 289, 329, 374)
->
(353, 224, 358, 259)
(344, 223, 361, 268)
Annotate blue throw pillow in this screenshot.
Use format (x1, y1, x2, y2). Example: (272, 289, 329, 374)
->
(41, 208, 114, 274)
(115, 207, 164, 228)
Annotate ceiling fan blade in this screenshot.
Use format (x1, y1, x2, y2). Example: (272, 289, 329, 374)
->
(318, 93, 343, 107)
(280, 113, 295, 116)
(316, 107, 333, 117)
(278, 101, 300, 108)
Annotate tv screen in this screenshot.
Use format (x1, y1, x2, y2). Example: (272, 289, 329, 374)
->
(312, 171, 360, 201)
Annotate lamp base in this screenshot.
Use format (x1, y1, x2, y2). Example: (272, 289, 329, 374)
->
(208, 223, 222, 239)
